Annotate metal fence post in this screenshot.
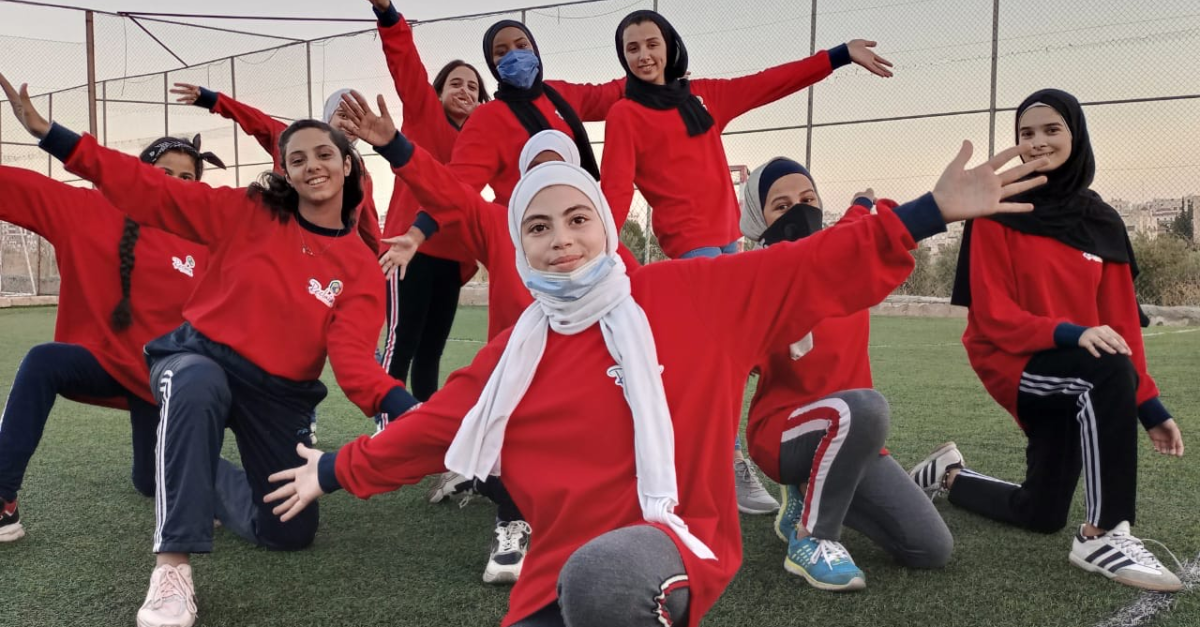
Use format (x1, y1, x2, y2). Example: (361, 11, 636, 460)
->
(306, 41, 314, 119)
(231, 56, 240, 186)
(988, 0, 1000, 157)
(86, 11, 98, 137)
(804, 0, 817, 167)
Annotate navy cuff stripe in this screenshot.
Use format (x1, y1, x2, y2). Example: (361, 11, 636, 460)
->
(196, 87, 219, 110)
(829, 44, 851, 69)
(380, 386, 419, 418)
(853, 197, 875, 209)
(375, 132, 415, 169)
(375, 3, 401, 27)
(1053, 323, 1088, 349)
(1138, 397, 1172, 430)
(38, 122, 82, 163)
(892, 192, 946, 242)
(317, 452, 342, 494)
(413, 212, 439, 238)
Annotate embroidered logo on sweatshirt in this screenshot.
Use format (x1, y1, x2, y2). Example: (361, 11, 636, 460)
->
(1082, 252, 1103, 263)
(606, 364, 665, 389)
(171, 255, 196, 277)
(308, 278, 344, 308)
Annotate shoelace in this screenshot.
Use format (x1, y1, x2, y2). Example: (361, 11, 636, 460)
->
(810, 539, 852, 568)
(497, 521, 532, 554)
(149, 568, 197, 613)
(1111, 533, 1186, 575)
(735, 459, 767, 494)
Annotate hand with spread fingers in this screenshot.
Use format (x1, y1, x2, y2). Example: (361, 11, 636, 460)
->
(338, 90, 399, 148)
(264, 443, 326, 523)
(847, 39, 895, 78)
(0, 72, 52, 139)
(932, 141, 1049, 223)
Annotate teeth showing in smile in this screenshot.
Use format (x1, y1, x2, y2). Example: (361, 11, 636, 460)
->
(307, 176, 329, 186)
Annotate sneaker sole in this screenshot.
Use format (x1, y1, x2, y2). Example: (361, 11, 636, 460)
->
(784, 557, 866, 592)
(739, 500, 781, 515)
(426, 475, 461, 504)
(0, 522, 24, 542)
(774, 489, 796, 543)
(483, 562, 521, 585)
(1069, 552, 1184, 593)
(908, 441, 958, 491)
(137, 616, 196, 627)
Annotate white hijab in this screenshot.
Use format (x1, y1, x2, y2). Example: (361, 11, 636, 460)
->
(518, 130, 582, 176)
(443, 162, 715, 560)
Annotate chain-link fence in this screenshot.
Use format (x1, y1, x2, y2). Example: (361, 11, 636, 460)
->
(3, 0, 1198, 300)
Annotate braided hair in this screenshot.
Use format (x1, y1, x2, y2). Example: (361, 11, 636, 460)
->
(111, 135, 226, 331)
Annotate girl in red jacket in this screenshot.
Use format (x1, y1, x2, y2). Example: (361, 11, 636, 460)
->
(444, 18, 624, 206)
(738, 157, 952, 591)
(3, 74, 418, 627)
(602, 10, 895, 514)
(266, 91, 1047, 627)
(367, 0, 490, 408)
(170, 82, 381, 254)
(910, 89, 1185, 592)
(0, 136, 221, 543)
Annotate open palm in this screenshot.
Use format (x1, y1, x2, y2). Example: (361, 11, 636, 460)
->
(932, 141, 1048, 223)
(339, 90, 398, 148)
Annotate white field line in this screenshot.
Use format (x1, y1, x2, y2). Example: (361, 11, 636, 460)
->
(1093, 551, 1200, 627)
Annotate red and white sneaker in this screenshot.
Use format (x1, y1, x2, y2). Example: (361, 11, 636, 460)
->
(137, 563, 198, 627)
(0, 498, 24, 542)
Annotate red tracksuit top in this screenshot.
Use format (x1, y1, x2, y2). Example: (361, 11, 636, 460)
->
(332, 204, 921, 626)
(449, 78, 625, 206)
(61, 133, 400, 416)
(0, 165, 207, 406)
(746, 202, 878, 482)
(394, 145, 641, 340)
(207, 92, 383, 255)
(375, 13, 475, 280)
(602, 51, 839, 259)
(962, 218, 1161, 426)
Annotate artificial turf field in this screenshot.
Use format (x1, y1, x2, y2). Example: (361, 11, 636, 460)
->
(0, 305, 1196, 627)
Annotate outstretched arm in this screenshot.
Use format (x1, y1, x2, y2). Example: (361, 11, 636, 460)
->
(172, 81, 288, 169)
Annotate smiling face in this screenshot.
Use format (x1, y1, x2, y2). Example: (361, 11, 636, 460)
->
(491, 26, 534, 66)
(439, 65, 481, 121)
(283, 127, 351, 206)
(152, 150, 199, 181)
(520, 184, 607, 273)
(1018, 105, 1072, 172)
(762, 173, 820, 228)
(622, 20, 668, 85)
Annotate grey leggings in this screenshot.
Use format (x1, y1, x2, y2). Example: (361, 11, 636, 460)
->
(781, 389, 952, 568)
(512, 526, 691, 627)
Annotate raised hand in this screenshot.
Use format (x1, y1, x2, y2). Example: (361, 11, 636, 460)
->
(1078, 324, 1131, 358)
(368, 0, 392, 10)
(264, 443, 325, 523)
(846, 40, 894, 78)
(1147, 419, 1184, 458)
(0, 73, 51, 139)
(852, 188, 876, 205)
(339, 90, 398, 148)
(170, 82, 201, 105)
(931, 141, 1048, 223)
(379, 230, 423, 280)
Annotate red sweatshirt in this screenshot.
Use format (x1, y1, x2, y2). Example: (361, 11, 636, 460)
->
(202, 90, 383, 254)
(602, 48, 848, 259)
(0, 165, 206, 406)
(375, 12, 476, 281)
(330, 198, 930, 626)
(962, 218, 1162, 427)
(449, 78, 625, 206)
(746, 202, 878, 482)
(390, 143, 642, 340)
(51, 130, 401, 416)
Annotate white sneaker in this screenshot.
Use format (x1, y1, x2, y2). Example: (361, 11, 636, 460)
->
(483, 520, 531, 585)
(137, 564, 198, 627)
(1070, 522, 1183, 592)
(908, 442, 963, 498)
(735, 457, 780, 515)
(426, 471, 477, 505)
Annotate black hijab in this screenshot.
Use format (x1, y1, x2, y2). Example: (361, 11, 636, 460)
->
(482, 20, 600, 180)
(951, 89, 1142, 318)
(615, 10, 714, 137)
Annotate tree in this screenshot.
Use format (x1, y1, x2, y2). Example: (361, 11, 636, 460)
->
(619, 220, 647, 263)
(1168, 206, 1194, 243)
(1130, 233, 1200, 306)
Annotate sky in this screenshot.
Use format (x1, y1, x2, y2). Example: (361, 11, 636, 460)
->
(2, 0, 1199, 225)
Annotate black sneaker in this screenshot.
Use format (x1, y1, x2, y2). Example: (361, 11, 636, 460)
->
(0, 498, 24, 542)
(483, 520, 531, 584)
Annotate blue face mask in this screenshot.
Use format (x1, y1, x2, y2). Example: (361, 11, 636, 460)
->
(497, 48, 541, 90)
(524, 254, 616, 301)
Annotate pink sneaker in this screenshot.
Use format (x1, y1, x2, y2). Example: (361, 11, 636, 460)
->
(137, 563, 198, 627)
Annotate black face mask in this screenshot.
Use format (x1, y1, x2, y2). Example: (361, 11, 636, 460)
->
(762, 204, 822, 245)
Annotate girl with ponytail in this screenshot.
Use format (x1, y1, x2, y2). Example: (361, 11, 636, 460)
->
(0, 134, 219, 546)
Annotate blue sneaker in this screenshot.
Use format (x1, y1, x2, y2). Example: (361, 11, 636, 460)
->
(775, 484, 805, 543)
(785, 533, 866, 591)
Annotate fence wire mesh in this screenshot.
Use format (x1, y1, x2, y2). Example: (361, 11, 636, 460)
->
(2, 0, 1198, 301)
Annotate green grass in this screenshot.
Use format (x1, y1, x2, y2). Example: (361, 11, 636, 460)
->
(0, 306, 1197, 627)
